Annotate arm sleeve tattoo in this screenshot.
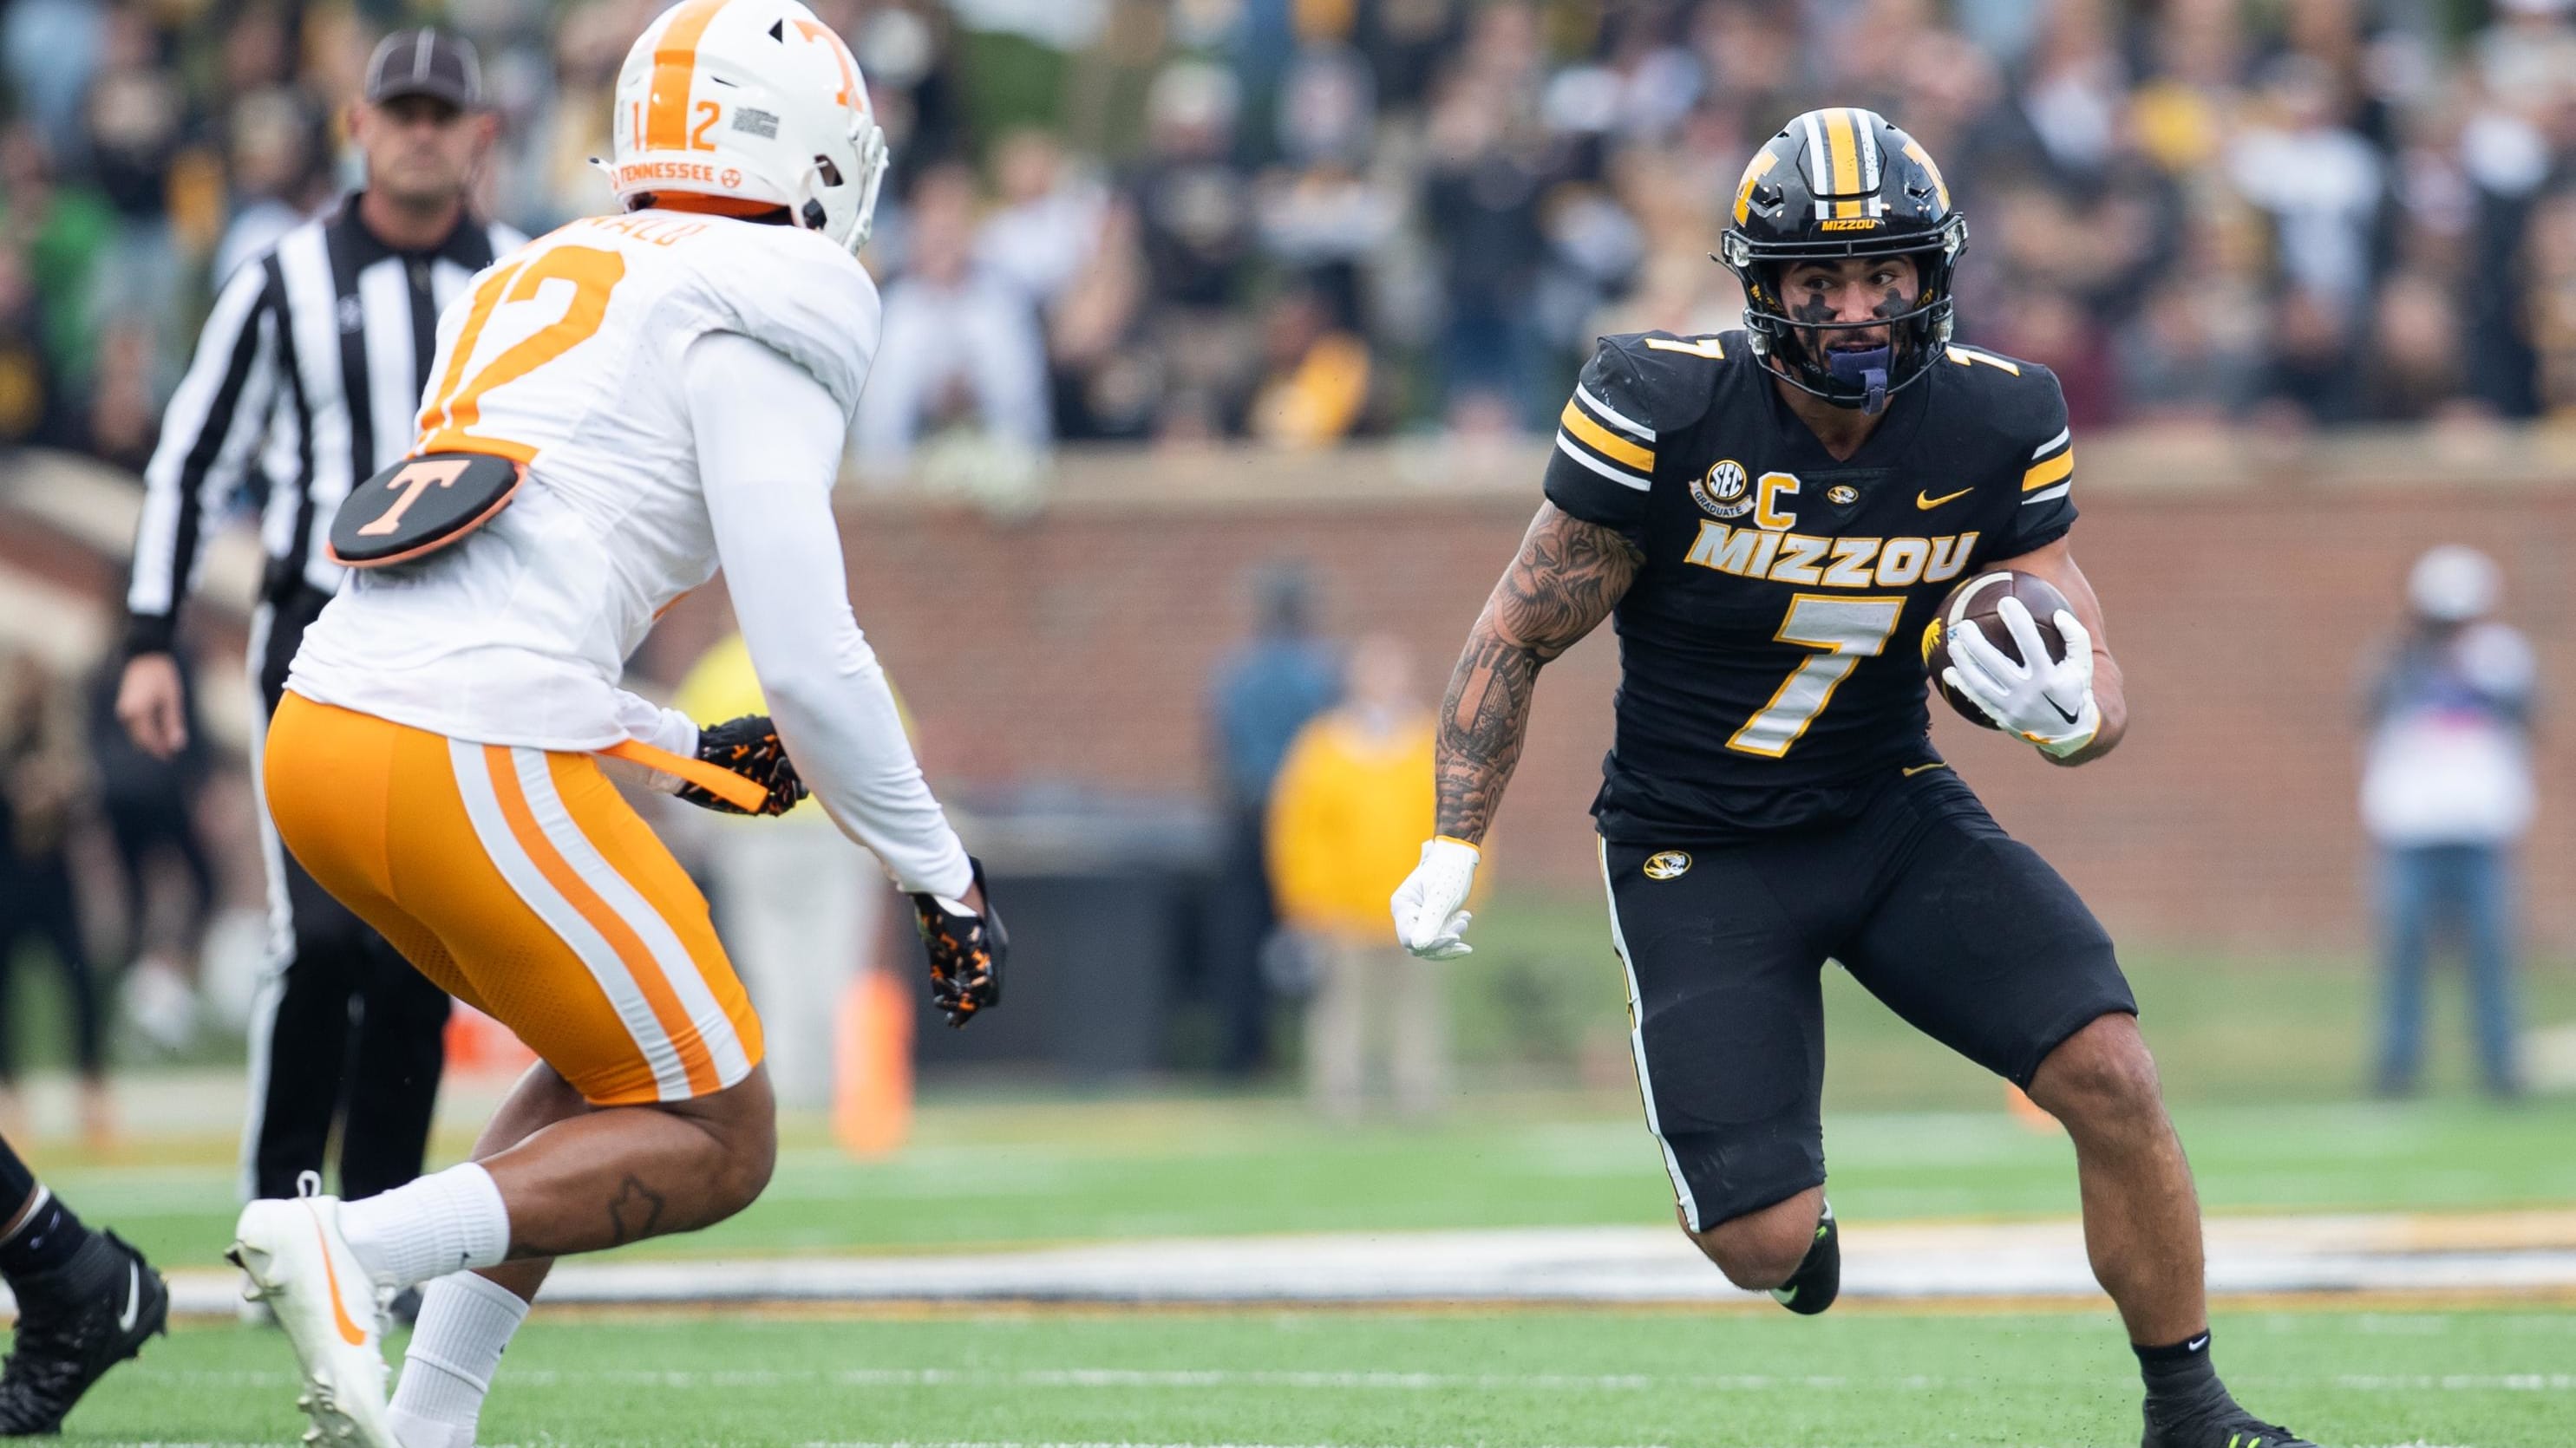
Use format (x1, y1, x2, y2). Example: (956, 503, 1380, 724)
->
(1435, 502, 1642, 844)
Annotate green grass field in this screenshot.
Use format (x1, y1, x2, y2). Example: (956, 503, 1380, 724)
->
(69, 1306, 2576, 1446)
(23, 910, 2576, 1446)
(37, 907, 2576, 1269)
(58, 1093, 2576, 1271)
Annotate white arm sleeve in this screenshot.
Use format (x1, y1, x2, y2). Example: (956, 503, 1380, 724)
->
(685, 328, 974, 898)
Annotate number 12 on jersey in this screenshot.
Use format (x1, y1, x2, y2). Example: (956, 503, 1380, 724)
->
(1726, 594, 1907, 757)
(416, 245, 627, 460)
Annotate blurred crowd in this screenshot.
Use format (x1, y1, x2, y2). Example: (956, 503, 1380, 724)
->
(12, 0, 2576, 465)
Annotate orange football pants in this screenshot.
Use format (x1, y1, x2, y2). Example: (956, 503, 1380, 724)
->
(263, 693, 763, 1106)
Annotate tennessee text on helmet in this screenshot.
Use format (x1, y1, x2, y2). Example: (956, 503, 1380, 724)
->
(605, 0, 891, 256)
(327, 451, 522, 569)
(1719, 107, 1966, 416)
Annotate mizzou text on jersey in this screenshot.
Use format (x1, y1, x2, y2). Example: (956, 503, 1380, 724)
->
(1546, 329, 2076, 841)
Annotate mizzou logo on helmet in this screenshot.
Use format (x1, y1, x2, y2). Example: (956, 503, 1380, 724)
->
(1818, 218, 1880, 232)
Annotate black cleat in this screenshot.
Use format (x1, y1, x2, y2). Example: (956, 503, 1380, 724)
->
(1769, 1197, 1840, 1315)
(0, 1229, 169, 1434)
(2141, 1388, 2319, 1448)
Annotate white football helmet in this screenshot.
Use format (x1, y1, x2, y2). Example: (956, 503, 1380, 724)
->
(609, 0, 890, 255)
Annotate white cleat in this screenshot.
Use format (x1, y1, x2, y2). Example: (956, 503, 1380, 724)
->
(228, 1187, 398, 1448)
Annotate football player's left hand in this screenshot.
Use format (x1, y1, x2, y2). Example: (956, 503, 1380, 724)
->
(1942, 596, 2101, 758)
(912, 857, 1005, 1028)
(676, 714, 807, 816)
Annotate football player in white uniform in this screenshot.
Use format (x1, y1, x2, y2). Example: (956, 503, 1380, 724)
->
(224, 4, 1002, 1445)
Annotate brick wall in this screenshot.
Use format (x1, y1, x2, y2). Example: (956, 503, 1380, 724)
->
(648, 461, 2576, 954)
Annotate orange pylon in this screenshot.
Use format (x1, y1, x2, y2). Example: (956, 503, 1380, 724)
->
(834, 968, 913, 1158)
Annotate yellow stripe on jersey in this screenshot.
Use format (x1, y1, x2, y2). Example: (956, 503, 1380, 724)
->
(2022, 448, 2075, 492)
(1824, 108, 1861, 195)
(1643, 336, 1727, 359)
(1945, 344, 2021, 375)
(1560, 401, 1655, 473)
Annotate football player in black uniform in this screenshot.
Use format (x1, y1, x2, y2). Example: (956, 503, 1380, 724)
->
(1391, 108, 2319, 1448)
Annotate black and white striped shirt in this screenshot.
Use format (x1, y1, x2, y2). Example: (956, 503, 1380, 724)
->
(123, 196, 523, 654)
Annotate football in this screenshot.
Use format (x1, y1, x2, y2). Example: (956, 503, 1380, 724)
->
(1921, 570, 2073, 730)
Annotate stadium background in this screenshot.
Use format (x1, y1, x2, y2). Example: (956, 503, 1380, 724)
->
(3, 1, 2576, 1443)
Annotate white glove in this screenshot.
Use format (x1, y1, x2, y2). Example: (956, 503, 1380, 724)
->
(1391, 837, 1480, 959)
(1942, 595, 2101, 758)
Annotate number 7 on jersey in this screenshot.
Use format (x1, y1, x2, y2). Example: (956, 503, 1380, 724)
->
(1727, 594, 1908, 757)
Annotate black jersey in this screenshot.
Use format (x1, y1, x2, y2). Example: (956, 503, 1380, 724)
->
(1544, 329, 2080, 842)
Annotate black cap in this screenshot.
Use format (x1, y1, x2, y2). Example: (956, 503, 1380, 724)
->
(364, 29, 482, 110)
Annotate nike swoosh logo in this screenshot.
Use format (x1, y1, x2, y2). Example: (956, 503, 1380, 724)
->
(117, 1262, 140, 1333)
(1901, 761, 1949, 778)
(2187, 1334, 2210, 1352)
(2046, 695, 2082, 725)
(314, 1216, 368, 1347)
(1916, 487, 1972, 510)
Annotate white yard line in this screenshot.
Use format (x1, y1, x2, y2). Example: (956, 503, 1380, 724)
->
(135, 1212, 2576, 1316)
(127, 1366, 2576, 1393)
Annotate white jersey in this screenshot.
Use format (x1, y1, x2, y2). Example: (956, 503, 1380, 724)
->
(290, 210, 878, 750)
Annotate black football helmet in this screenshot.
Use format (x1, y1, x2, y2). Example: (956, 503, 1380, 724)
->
(1718, 108, 1967, 414)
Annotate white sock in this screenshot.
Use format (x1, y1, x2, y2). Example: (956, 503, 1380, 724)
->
(387, 1271, 529, 1448)
(339, 1164, 511, 1289)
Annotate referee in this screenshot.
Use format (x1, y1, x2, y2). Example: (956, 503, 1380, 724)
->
(114, 30, 521, 1223)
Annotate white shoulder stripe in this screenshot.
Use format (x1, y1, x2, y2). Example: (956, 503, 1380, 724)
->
(2030, 427, 2071, 460)
(2023, 481, 2072, 505)
(1555, 433, 1651, 491)
(1575, 383, 1654, 440)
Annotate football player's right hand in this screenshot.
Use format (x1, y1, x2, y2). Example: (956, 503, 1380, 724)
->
(1391, 837, 1480, 959)
(676, 714, 807, 816)
(912, 857, 1006, 1028)
(1943, 597, 2101, 757)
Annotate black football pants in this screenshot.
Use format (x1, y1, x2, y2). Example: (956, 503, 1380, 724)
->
(244, 586, 450, 1203)
(1599, 763, 2136, 1233)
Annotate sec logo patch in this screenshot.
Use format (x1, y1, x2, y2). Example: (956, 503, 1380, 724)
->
(1692, 460, 1753, 519)
(1643, 851, 1691, 880)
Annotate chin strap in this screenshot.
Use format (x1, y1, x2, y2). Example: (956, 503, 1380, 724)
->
(1826, 345, 1893, 416)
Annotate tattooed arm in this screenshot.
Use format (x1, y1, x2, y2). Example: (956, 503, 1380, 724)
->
(1435, 503, 1644, 844)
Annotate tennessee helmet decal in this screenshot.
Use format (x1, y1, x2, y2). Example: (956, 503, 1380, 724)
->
(609, 0, 891, 255)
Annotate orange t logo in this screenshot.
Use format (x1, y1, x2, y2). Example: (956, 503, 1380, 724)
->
(791, 20, 860, 108)
(356, 459, 472, 538)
